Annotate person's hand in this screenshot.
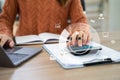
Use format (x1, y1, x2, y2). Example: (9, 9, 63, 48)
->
(66, 23, 90, 47)
(0, 34, 14, 48)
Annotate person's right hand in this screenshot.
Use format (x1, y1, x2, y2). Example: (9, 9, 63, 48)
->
(0, 34, 14, 48)
(66, 23, 91, 47)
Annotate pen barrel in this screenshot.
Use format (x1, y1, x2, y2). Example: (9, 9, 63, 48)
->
(83, 59, 113, 66)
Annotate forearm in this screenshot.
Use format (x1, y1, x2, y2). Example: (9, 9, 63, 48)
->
(70, 0, 88, 24)
(0, 0, 18, 37)
(0, 23, 13, 38)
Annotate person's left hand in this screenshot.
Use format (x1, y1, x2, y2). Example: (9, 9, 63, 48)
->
(66, 23, 91, 47)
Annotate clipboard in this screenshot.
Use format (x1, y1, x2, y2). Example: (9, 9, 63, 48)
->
(43, 43, 120, 69)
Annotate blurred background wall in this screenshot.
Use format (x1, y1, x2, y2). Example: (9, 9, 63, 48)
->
(85, 0, 120, 32)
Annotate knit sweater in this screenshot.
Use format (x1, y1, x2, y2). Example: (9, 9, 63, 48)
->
(0, 0, 87, 37)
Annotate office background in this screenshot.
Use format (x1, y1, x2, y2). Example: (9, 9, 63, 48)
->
(85, 0, 120, 32)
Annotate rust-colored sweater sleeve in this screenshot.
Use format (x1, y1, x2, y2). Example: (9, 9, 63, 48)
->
(70, 0, 87, 24)
(0, 0, 18, 37)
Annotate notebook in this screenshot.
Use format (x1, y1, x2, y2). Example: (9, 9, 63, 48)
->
(15, 32, 59, 45)
(43, 42, 120, 69)
(0, 46, 42, 67)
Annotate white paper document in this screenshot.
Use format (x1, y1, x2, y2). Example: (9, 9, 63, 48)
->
(43, 42, 120, 69)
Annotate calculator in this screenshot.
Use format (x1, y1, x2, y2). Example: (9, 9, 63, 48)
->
(68, 45, 102, 56)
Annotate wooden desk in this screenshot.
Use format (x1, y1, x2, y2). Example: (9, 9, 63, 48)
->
(0, 32, 120, 80)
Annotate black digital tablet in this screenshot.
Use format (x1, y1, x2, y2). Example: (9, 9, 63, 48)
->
(68, 45, 102, 56)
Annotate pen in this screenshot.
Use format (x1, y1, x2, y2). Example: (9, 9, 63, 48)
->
(83, 58, 113, 66)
